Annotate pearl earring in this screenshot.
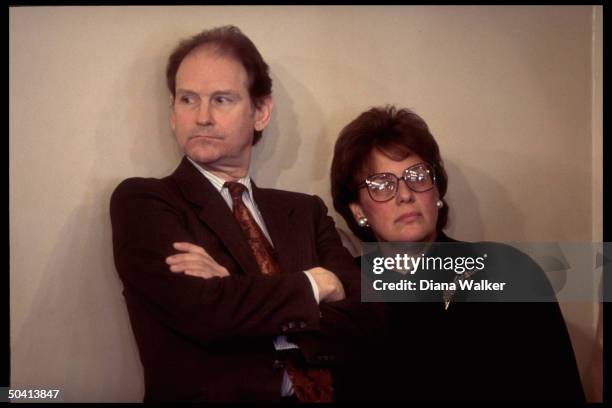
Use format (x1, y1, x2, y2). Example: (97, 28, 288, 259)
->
(436, 200, 444, 209)
(357, 217, 369, 227)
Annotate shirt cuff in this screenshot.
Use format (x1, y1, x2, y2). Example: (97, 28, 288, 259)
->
(303, 270, 320, 304)
(273, 335, 299, 350)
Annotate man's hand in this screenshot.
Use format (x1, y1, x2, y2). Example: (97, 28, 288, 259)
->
(306, 267, 346, 302)
(165, 242, 230, 279)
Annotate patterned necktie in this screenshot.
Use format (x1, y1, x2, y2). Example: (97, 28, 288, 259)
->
(225, 182, 334, 403)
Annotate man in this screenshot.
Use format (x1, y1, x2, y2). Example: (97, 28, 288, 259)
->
(110, 25, 368, 402)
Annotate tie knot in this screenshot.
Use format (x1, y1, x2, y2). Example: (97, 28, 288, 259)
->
(224, 181, 247, 200)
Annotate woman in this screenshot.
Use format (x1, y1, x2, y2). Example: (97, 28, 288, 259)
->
(330, 105, 585, 402)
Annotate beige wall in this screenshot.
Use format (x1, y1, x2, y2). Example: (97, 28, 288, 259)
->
(9, 6, 602, 402)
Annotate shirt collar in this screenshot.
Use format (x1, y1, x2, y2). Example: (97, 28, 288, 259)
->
(187, 157, 254, 200)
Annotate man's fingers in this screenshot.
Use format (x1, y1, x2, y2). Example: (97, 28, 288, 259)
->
(217, 266, 230, 277)
(166, 252, 211, 265)
(169, 260, 218, 273)
(184, 269, 216, 278)
(184, 267, 230, 278)
(168, 242, 229, 278)
(169, 261, 229, 278)
(173, 242, 208, 256)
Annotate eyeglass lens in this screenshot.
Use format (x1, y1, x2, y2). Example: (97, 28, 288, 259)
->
(366, 164, 434, 202)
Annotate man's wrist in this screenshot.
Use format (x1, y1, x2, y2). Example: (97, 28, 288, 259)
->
(303, 270, 320, 304)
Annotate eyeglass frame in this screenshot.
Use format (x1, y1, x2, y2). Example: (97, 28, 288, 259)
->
(356, 162, 437, 203)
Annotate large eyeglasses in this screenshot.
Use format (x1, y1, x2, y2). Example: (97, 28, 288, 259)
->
(357, 163, 436, 202)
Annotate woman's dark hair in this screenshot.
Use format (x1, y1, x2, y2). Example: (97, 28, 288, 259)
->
(331, 105, 449, 242)
(166, 25, 272, 144)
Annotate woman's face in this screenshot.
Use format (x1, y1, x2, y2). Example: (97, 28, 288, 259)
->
(350, 149, 440, 242)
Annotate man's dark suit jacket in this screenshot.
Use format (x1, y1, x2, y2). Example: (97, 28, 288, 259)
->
(110, 157, 364, 402)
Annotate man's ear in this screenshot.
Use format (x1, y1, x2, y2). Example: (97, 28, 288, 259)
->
(349, 202, 365, 223)
(254, 96, 273, 132)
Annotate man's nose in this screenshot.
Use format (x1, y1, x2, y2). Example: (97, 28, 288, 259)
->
(196, 102, 214, 126)
(396, 178, 415, 203)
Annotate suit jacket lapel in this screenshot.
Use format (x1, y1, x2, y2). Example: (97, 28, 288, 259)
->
(252, 183, 299, 275)
(170, 157, 261, 276)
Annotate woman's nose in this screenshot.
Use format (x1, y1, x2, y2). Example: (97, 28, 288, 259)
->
(396, 178, 415, 203)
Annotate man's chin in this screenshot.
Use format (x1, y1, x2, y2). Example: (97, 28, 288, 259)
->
(186, 151, 222, 167)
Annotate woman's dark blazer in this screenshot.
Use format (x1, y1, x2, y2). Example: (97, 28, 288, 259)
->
(333, 233, 585, 402)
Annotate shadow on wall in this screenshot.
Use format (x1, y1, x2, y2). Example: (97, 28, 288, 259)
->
(443, 159, 485, 242)
(444, 159, 525, 242)
(251, 63, 329, 192)
(11, 181, 143, 402)
(100, 29, 183, 180)
(250, 64, 300, 188)
(13, 30, 187, 402)
(87, 30, 189, 401)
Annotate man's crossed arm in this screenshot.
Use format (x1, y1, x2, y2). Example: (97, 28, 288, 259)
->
(166, 241, 346, 303)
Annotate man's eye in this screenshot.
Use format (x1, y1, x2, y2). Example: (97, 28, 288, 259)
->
(214, 96, 233, 104)
(179, 95, 195, 104)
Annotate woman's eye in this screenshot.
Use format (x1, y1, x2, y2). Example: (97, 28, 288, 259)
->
(374, 181, 393, 191)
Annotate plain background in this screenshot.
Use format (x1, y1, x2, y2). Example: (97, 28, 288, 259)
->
(9, 5, 603, 402)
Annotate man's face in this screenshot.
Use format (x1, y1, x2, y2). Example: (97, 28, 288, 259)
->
(170, 46, 272, 174)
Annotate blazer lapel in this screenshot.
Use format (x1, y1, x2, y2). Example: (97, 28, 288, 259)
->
(170, 157, 261, 276)
(252, 183, 299, 275)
